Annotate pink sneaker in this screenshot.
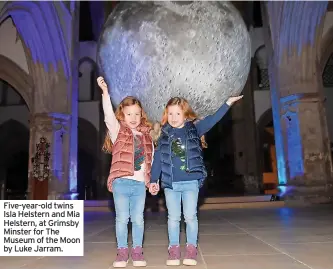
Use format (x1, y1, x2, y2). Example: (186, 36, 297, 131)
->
(131, 247, 147, 267)
(113, 248, 129, 268)
(166, 245, 181, 266)
(183, 244, 198, 266)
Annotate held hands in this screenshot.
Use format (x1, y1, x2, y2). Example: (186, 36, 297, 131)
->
(226, 95, 243, 106)
(149, 183, 160, 195)
(97, 76, 108, 93)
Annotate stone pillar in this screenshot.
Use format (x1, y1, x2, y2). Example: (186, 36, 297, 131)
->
(68, 1, 80, 199)
(28, 113, 78, 200)
(1, 1, 80, 200)
(262, 1, 333, 203)
(230, 59, 260, 194)
(230, 99, 246, 192)
(243, 59, 261, 194)
(278, 91, 332, 202)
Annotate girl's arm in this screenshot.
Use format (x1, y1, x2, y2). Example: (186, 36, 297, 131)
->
(195, 96, 243, 137)
(150, 143, 162, 183)
(195, 103, 230, 137)
(97, 77, 120, 143)
(102, 92, 120, 143)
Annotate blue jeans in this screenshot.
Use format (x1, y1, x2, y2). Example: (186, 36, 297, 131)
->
(112, 178, 146, 248)
(164, 180, 199, 247)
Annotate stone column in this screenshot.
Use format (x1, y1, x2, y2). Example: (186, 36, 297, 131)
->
(28, 113, 78, 200)
(230, 99, 246, 192)
(68, 1, 80, 199)
(262, 1, 333, 203)
(278, 91, 332, 202)
(230, 60, 260, 194)
(243, 59, 261, 194)
(1, 1, 80, 200)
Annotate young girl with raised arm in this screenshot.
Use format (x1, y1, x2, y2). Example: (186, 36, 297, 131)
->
(149, 95, 243, 266)
(98, 77, 154, 268)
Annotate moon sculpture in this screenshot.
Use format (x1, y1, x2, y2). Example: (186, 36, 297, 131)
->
(97, 1, 251, 122)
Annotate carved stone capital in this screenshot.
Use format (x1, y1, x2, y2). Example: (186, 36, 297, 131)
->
(30, 112, 71, 133)
(279, 93, 322, 115)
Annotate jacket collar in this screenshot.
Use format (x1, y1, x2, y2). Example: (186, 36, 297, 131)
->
(119, 121, 151, 134)
(161, 121, 194, 135)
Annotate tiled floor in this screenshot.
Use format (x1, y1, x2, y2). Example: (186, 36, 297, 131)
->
(2, 205, 333, 269)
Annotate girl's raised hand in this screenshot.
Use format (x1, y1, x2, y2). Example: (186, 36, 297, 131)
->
(97, 76, 108, 93)
(226, 95, 243, 106)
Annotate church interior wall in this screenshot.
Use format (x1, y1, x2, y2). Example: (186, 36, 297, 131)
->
(0, 18, 29, 74)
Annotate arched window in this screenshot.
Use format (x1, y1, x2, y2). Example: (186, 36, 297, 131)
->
(78, 58, 98, 102)
(254, 46, 270, 90)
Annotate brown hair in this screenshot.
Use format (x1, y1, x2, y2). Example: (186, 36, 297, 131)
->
(160, 97, 207, 148)
(102, 96, 152, 153)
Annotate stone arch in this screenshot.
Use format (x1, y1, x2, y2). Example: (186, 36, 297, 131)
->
(79, 57, 97, 70)
(0, 55, 33, 110)
(79, 57, 98, 101)
(0, 2, 73, 113)
(254, 45, 270, 90)
(78, 117, 99, 199)
(254, 45, 267, 69)
(0, 2, 71, 78)
(257, 108, 273, 133)
(78, 117, 98, 157)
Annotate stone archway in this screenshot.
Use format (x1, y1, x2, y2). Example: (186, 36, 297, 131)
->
(254, 45, 270, 90)
(0, 56, 31, 199)
(0, 55, 33, 110)
(79, 57, 99, 101)
(0, 120, 29, 199)
(257, 109, 273, 137)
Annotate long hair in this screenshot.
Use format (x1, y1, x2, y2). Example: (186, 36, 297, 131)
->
(150, 122, 161, 147)
(102, 96, 152, 153)
(160, 97, 207, 148)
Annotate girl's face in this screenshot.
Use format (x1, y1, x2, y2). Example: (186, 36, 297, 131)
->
(167, 105, 186, 128)
(123, 104, 142, 129)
